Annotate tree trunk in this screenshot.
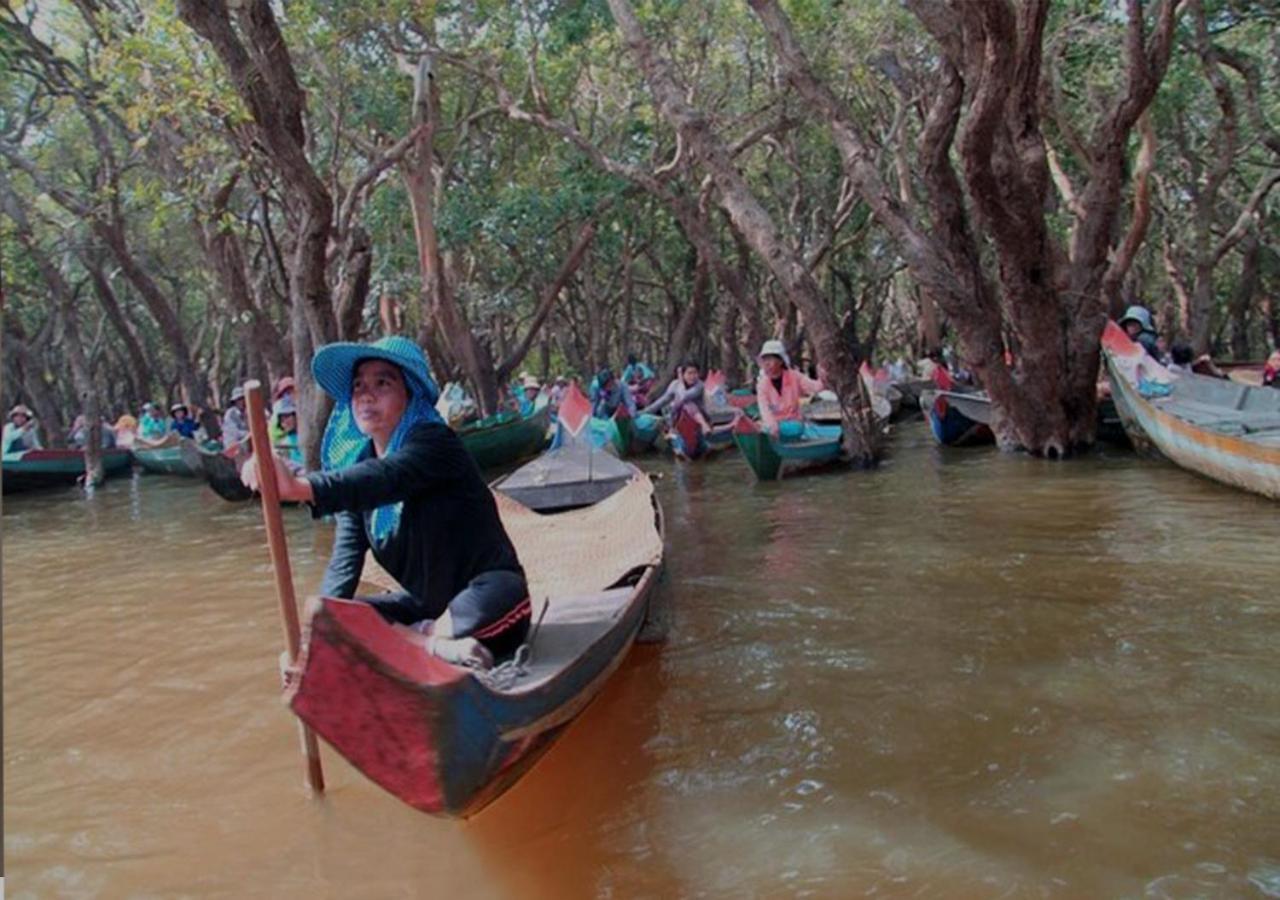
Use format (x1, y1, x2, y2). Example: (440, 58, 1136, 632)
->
(1227, 231, 1260, 359)
(608, 0, 878, 463)
(81, 252, 154, 407)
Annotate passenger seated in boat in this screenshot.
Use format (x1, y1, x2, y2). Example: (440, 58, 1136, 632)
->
(755, 339, 826, 439)
(242, 336, 530, 670)
(269, 376, 295, 444)
(138, 403, 168, 441)
(221, 386, 249, 446)
(68, 415, 117, 450)
(272, 396, 304, 469)
(1119, 305, 1162, 360)
(113, 414, 138, 450)
(1168, 343, 1227, 379)
(642, 361, 712, 432)
(169, 403, 198, 439)
(1264, 350, 1280, 388)
(4, 404, 42, 454)
(518, 374, 542, 416)
(590, 367, 636, 419)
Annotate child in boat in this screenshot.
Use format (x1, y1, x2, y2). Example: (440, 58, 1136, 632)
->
(755, 339, 826, 439)
(4, 404, 42, 454)
(169, 403, 198, 439)
(242, 335, 530, 669)
(1119, 306, 1162, 360)
(590, 367, 636, 419)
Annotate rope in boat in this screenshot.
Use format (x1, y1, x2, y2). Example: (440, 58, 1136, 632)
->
(477, 598, 550, 690)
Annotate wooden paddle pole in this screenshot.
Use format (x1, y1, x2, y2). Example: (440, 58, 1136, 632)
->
(244, 379, 325, 794)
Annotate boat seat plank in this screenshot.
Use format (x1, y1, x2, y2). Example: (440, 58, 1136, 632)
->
(507, 588, 635, 693)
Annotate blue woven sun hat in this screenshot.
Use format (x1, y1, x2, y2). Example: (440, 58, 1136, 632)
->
(312, 335, 440, 407)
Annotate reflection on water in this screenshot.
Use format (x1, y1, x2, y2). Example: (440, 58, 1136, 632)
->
(4, 423, 1278, 897)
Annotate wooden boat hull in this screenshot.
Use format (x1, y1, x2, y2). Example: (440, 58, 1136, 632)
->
(732, 417, 842, 481)
(1103, 323, 1280, 499)
(199, 446, 254, 502)
(287, 477, 665, 817)
(920, 389, 995, 447)
(134, 438, 203, 476)
(2, 448, 133, 493)
(459, 406, 550, 470)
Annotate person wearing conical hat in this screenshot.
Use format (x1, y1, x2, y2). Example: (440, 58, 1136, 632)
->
(242, 336, 530, 669)
(3, 404, 42, 455)
(754, 339, 826, 439)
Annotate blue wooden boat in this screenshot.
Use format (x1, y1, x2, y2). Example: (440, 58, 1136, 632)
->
(286, 385, 666, 817)
(2, 447, 133, 494)
(919, 368, 994, 447)
(731, 414, 842, 480)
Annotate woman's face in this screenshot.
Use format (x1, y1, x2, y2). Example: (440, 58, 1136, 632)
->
(681, 366, 699, 387)
(352, 359, 408, 440)
(281, 413, 297, 433)
(1124, 320, 1141, 338)
(11, 413, 28, 427)
(761, 355, 784, 378)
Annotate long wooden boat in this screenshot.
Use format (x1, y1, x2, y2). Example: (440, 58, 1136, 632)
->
(920, 368, 994, 447)
(2, 447, 133, 494)
(731, 414, 842, 481)
(1102, 320, 1280, 499)
(133, 435, 203, 476)
(458, 405, 551, 470)
(668, 406, 735, 460)
(287, 461, 665, 817)
(199, 443, 254, 502)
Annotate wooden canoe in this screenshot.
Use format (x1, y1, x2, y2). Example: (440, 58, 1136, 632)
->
(919, 368, 994, 447)
(1102, 320, 1280, 499)
(286, 469, 665, 818)
(133, 435, 204, 476)
(2, 447, 133, 494)
(199, 443, 254, 502)
(458, 405, 551, 470)
(731, 414, 842, 481)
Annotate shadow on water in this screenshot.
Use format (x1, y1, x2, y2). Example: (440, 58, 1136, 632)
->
(5, 423, 1280, 897)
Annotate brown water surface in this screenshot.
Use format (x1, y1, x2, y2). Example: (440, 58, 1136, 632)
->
(4, 421, 1279, 898)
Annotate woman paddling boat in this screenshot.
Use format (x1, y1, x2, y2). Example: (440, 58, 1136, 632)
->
(242, 335, 531, 669)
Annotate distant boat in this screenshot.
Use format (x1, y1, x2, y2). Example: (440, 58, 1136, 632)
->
(286, 390, 665, 816)
(198, 443, 254, 502)
(919, 368, 994, 447)
(496, 383, 638, 512)
(2, 447, 132, 494)
(458, 404, 550, 470)
(731, 414, 842, 481)
(1102, 320, 1280, 500)
(133, 435, 204, 476)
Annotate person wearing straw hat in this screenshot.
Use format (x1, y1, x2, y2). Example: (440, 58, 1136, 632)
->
(3, 404, 42, 454)
(242, 336, 530, 669)
(517, 374, 542, 416)
(755, 339, 826, 439)
(221, 386, 249, 446)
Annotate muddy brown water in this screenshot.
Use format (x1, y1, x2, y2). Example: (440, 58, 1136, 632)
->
(4, 421, 1278, 898)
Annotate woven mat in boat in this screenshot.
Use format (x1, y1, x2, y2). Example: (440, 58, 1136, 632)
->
(359, 475, 663, 600)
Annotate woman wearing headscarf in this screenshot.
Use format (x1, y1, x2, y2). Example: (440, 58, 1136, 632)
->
(242, 336, 530, 669)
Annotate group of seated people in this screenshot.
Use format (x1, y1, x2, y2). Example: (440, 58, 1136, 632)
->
(1120, 304, 1280, 389)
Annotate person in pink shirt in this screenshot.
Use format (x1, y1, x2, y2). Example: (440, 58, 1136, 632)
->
(755, 339, 826, 439)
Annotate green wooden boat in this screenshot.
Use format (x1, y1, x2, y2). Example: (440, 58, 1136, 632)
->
(458, 405, 550, 470)
(732, 414, 843, 481)
(3, 448, 133, 494)
(133, 436, 204, 477)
